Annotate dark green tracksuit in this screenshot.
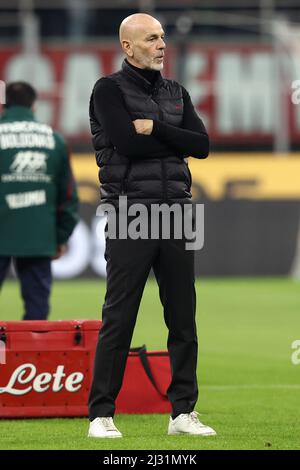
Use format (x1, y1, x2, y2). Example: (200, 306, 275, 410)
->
(0, 106, 79, 319)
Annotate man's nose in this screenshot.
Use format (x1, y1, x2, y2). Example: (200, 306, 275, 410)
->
(157, 38, 166, 49)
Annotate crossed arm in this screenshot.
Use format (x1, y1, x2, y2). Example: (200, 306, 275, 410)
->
(91, 77, 209, 160)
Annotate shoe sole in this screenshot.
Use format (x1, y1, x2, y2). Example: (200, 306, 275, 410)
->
(88, 434, 122, 438)
(168, 431, 216, 436)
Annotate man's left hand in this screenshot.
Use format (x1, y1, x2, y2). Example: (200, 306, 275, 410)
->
(52, 244, 67, 260)
(133, 119, 153, 135)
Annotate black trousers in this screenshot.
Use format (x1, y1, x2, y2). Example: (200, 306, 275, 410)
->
(88, 214, 198, 419)
(0, 257, 52, 320)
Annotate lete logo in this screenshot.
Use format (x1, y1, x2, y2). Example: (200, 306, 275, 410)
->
(0, 363, 84, 395)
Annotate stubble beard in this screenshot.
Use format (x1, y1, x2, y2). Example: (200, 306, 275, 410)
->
(134, 50, 164, 71)
(150, 60, 164, 71)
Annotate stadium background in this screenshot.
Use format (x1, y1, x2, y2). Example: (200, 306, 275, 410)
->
(1, 0, 300, 279)
(1, 0, 300, 451)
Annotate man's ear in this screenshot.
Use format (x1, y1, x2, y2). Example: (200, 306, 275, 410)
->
(122, 40, 133, 57)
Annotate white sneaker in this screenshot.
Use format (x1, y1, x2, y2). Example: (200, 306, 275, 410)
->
(88, 417, 122, 438)
(168, 411, 216, 436)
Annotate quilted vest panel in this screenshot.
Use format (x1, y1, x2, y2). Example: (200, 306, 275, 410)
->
(91, 60, 192, 205)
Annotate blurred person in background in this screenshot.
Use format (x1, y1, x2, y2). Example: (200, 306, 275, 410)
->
(0, 82, 79, 320)
(88, 13, 216, 438)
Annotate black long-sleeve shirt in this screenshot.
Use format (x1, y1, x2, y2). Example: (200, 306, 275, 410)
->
(91, 62, 209, 160)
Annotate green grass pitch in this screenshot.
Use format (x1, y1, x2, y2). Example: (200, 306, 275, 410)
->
(0, 277, 300, 450)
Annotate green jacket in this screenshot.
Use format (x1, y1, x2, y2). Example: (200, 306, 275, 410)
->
(0, 106, 79, 257)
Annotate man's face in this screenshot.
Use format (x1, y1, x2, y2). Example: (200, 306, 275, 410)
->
(129, 24, 166, 71)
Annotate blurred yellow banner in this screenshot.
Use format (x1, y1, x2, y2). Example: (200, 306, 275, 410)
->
(72, 153, 300, 202)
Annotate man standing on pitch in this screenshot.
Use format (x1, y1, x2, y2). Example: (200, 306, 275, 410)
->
(88, 13, 216, 438)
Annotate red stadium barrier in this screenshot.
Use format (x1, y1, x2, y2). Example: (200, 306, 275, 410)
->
(0, 321, 171, 417)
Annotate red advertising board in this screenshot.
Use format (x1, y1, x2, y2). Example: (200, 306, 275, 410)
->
(0, 42, 299, 145)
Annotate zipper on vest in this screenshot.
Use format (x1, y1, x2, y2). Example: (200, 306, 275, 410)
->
(151, 86, 167, 200)
(121, 161, 132, 194)
(161, 159, 167, 201)
(158, 108, 167, 200)
(151, 97, 164, 121)
(151, 87, 164, 120)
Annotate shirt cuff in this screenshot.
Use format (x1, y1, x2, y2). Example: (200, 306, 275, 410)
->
(151, 119, 165, 138)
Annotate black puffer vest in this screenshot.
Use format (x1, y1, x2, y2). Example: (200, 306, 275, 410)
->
(91, 60, 192, 206)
